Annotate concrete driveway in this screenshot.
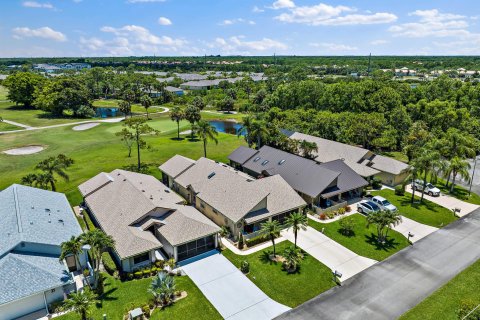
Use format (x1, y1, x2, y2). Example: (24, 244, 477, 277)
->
(281, 227, 377, 281)
(181, 253, 290, 320)
(406, 185, 479, 217)
(393, 215, 438, 243)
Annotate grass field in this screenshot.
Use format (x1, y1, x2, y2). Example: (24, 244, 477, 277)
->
(400, 258, 480, 320)
(222, 241, 336, 308)
(0, 85, 8, 100)
(371, 189, 457, 227)
(0, 113, 246, 205)
(56, 274, 221, 320)
(0, 120, 22, 131)
(309, 214, 410, 261)
(434, 176, 480, 205)
(92, 99, 147, 114)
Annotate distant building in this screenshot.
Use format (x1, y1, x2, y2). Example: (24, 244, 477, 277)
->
(165, 86, 184, 96)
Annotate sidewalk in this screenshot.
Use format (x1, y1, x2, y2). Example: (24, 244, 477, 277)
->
(221, 236, 287, 256)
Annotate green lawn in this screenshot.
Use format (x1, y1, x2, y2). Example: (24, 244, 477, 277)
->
(92, 99, 147, 114)
(0, 120, 22, 131)
(222, 241, 336, 308)
(0, 113, 247, 206)
(371, 189, 457, 228)
(434, 176, 480, 205)
(57, 274, 221, 320)
(400, 258, 480, 320)
(379, 151, 408, 163)
(309, 214, 410, 261)
(0, 85, 8, 100)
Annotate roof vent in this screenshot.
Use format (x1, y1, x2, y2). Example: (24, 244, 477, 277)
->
(253, 157, 261, 162)
(31, 206, 34, 209)
(142, 190, 145, 192)
(30, 222, 33, 225)
(278, 159, 286, 165)
(164, 189, 170, 193)
(150, 195, 153, 200)
(45, 208, 51, 213)
(123, 178, 127, 181)
(261, 160, 269, 166)
(208, 172, 216, 179)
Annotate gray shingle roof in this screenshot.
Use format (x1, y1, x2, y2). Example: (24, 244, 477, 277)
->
(172, 157, 306, 223)
(78, 172, 114, 197)
(318, 159, 369, 198)
(238, 146, 341, 198)
(368, 154, 410, 175)
(0, 252, 72, 305)
(159, 155, 196, 179)
(81, 170, 218, 259)
(0, 184, 82, 258)
(165, 86, 183, 92)
(228, 146, 259, 165)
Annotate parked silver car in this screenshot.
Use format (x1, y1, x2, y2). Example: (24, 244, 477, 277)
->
(412, 179, 441, 197)
(372, 195, 398, 212)
(357, 200, 381, 214)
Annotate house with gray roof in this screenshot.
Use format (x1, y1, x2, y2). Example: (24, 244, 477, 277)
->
(229, 146, 368, 211)
(159, 156, 306, 239)
(79, 169, 220, 271)
(0, 184, 83, 320)
(284, 131, 410, 186)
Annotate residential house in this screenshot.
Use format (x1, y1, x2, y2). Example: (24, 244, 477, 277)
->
(229, 146, 368, 213)
(165, 86, 184, 96)
(284, 131, 410, 186)
(159, 156, 306, 239)
(79, 169, 220, 271)
(0, 185, 84, 320)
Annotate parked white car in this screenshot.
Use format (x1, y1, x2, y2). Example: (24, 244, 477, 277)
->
(412, 179, 441, 197)
(357, 200, 381, 215)
(372, 195, 398, 212)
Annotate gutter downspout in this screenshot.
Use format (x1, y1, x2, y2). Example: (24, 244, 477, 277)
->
(43, 291, 49, 316)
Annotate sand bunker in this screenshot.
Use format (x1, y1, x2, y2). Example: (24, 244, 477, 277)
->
(73, 122, 100, 131)
(3, 145, 45, 155)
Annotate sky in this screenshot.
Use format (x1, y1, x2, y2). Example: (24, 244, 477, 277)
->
(0, 0, 479, 57)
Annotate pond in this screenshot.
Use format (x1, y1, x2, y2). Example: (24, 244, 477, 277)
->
(94, 107, 124, 118)
(209, 120, 244, 135)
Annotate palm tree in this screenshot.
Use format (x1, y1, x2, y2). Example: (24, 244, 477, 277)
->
(63, 289, 96, 320)
(237, 115, 254, 147)
(249, 120, 270, 149)
(260, 220, 281, 258)
(81, 229, 115, 288)
(298, 140, 318, 159)
(282, 246, 304, 273)
(285, 211, 308, 248)
(21, 172, 52, 190)
(411, 146, 440, 203)
(196, 120, 218, 158)
(366, 210, 401, 243)
(60, 235, 83, 271)
(170, 106, 184, 140)
(140, 94, 153, 119)
(34, 154, 74, 191)
(149, 272, 177, 306)
(383, 210, 403, 239)
(448, 157, 471, 193)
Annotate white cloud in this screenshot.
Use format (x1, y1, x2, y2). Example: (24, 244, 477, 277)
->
(253, 6, 265, 13)
(158, 17, 172, 25)
(309, 42, 357, 52)
(207, 36, 287, 54)
(389, 9, 472, 38)
(273, 2, 397, 26)
(80, 25, 187, 56)
(22, 1, 54, 9)
(127, 0, 165, 3)
(12, 27, 67, 41)
(219, 18, 255, 26)
(272, 0, 295, 9)
(370, 39, 388, 45)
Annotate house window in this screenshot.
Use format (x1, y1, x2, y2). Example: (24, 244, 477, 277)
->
(261, 160, 269, 166)
(253, 157, 261, 162)
(133, 252, 150, 265)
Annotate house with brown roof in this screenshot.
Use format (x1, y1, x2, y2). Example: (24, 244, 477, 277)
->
(159, 157, 306, 240)
(78, 169, 220, 272)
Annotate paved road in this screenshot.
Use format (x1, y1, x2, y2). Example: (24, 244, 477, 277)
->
(281, 227, 377, 281)
(182, 253, 289, 320)
(276, 208, 480, 320)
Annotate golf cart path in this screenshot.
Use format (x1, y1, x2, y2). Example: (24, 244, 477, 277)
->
(281, 227, 377, 281)
(405, 185, 478, 217)
(0, 107, 170, 135)
(275, 208, 480, 320)
(182, 253, 290, 320)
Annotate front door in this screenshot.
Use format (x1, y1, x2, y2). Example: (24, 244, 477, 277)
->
(65, 255, 77, 272)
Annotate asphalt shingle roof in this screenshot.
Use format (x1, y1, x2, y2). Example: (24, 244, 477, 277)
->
(159, 155, 196, 179)
(319, 159, 369, 198)
(228, 146, 259, 165)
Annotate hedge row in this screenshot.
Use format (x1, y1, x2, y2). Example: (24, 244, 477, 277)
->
(245, 234, 268, 247)
(102, 252, 117, 275)
(83, 212, 96, 231)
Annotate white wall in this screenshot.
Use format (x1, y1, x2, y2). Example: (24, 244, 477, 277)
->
(0, 291, 46, 320)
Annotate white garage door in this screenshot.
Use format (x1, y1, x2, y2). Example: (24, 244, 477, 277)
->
(0, 293, 46, 320)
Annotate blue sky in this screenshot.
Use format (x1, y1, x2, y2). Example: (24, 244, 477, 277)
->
(0, 0, 479, 57)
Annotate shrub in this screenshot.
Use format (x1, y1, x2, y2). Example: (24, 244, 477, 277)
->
(371, 178, 382, 190)
(155, 260, 165, 269)
(142, 305, 151, 317)
(240, 261, 250, 274)
(83, 211, 96, 231)
(143, 269, 151, 277)
(175, 290, 182, 297)
(151, 267, 158, 275)
(101, 252, 117, 275)
(82, 268, 90, 277)
(326, 211, 335, 219)
(127, 273, 134, 281)
(339, 216, 356, 236)
(76, 105, 96, 118)
(48, 301, 64, 313)
(134, 271, 143, 279)
(345, 206, 352, 213)
(113, 271, 120, 279)
(319, 213, 327, 220)
(245, 234, 268, 247)
(395, 185, 405, 196)
(338, 207, 346, 215)
(238, 233, 244, 249)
